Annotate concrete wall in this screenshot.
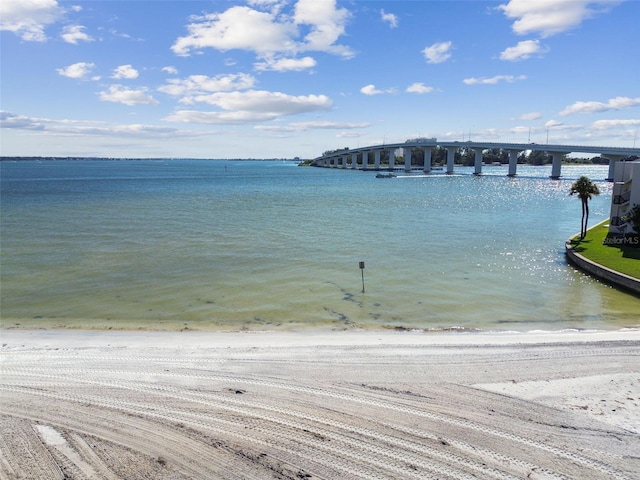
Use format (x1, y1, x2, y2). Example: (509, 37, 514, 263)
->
(565, 240, 640, 296)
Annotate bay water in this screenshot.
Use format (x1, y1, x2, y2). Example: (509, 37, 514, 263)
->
(1, 159, 638, 332)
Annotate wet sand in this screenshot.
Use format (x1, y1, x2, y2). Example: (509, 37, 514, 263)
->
(1, 328, 639, 479)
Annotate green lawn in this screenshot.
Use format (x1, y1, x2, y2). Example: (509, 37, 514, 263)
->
(569, 221, 640, 279)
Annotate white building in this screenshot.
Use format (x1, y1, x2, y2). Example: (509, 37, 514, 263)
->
(609, 160, 640, 235)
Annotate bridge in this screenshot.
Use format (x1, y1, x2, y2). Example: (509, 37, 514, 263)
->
(312, 140, 639, 180)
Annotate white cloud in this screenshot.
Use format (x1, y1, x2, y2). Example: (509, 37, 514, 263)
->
(256, 120, 370, 132)
(0, 110, 203, 138)
(61, 24, 93, 44)
(185, 90, 330, 112)
(99, 85, 159, 106)
(164, 90, 332, 125)
(560, 97, 640, 116)
(0, 0, 63, 41)
(422, 41, 452, 64)
(380, 9, 398, 28)
(498, 0, 623, 38)
(254, 56, 317, 72)
(360, 84, 396, 96)
(0, 111, 45, 130)
(293, 0, 352, 57)
(337, 131, 363, 139)
(406, 82, 435, 94)
(518, 112, 542, 120)
(162, 66, 179, 75)
(172, 6, 294, 56)
(463, 75, 527, 85)
(57, 62, 95, 79)
(158, 73, 256, 97)
(545, 119, 563, 128)
(590, 118, 640, 130)
(171, 1, 353, 61)
(499, 39, 547, 61)
(165, 110, 278, 124)
(111, 65, 139, 79)
(290, 120, 370, 130)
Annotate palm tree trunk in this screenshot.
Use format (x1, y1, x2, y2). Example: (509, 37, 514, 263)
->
(581, 199, 587, 238)
(584, 200, 590, 238)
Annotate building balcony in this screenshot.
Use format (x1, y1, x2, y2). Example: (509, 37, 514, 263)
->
(613, 190, 631, 205)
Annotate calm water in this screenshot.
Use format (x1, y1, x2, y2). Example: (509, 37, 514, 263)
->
(1, 159, 638, 332)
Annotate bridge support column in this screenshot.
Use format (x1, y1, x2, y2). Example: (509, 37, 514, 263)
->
(351, 153, 358, 169)
(446, 147, 456, 174)
(341, 155, 347, 168)
(604, 155, 624, 181)
(388, 149, 395, 171)
(362, 151, 369, 170)
(404, 148, 412, 172)
(474, 149, 483, 175)
(374, 150, 381, 170)
(550, 152, 563, 179)
(423, 148, 432, 174)
(508, 150, 518, 177)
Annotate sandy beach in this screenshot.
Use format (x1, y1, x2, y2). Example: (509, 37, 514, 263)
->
(1, 328, 639, 479)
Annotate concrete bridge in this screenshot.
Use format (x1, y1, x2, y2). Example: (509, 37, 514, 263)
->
(312, 140, 639, 180)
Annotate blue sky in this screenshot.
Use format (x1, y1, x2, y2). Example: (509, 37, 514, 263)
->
(1, 0, 639, 159)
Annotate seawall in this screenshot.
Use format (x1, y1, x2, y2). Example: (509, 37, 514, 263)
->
(565, 236, 640, 297)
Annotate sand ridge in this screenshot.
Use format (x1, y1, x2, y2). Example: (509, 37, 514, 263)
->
(1, 329, 639, 479)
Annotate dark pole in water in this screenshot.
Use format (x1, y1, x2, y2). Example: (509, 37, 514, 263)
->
(359, 261, 365, 293)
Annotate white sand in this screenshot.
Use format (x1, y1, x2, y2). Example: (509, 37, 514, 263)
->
(1, 328, 639, 479)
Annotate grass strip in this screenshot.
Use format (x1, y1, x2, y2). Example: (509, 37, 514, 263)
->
(569, 221, 640, 279)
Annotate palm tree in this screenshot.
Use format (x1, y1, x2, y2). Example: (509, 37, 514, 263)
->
(569, 176, 600, 239)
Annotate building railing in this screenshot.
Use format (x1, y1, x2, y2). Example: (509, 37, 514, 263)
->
(613, 191, 631, 205)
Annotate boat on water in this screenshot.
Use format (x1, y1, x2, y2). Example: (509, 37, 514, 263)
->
(376, 173, 396, 178)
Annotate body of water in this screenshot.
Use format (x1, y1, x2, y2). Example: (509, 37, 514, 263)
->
(1, 159, 638, 332)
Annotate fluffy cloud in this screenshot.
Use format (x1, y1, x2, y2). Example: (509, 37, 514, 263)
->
(380, 9, 398, 28)
(171, 0, 353, 64)
(185, 90, 330, 112)
(518, 112, 542, 121)
(590, 118, 640, 130)
(422, 41, 452, 64)
(111, 65, 139, 80)
(499, 39, 547, 61)
(61, 24, 93, 44)
(165, 90, 331, 125)
(254, 56, 317, 72)
(0, 110, 196, 138)
(57, 62, 96, 79)
(406, 82, 435, 94)
(360, 84, 396, 96)
(162, 66, 179, 75)
(560, 97, 640, 116)
(0, 111, 45, 130)
(0, 0, 63, 41)
(158, 73, 257, 97)
(172, 6, 294, 56)
(99, 85, 159, 106)
(498, 0, 623, 38)
(255, 120, 370, 132)
(293, 0, 352, 56)
(463, 75, 527, 85)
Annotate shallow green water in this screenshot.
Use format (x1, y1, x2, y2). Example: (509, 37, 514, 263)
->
(1, 159, 638, 332)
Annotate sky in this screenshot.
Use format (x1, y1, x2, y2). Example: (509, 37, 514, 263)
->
(1, 0, 639, 159)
